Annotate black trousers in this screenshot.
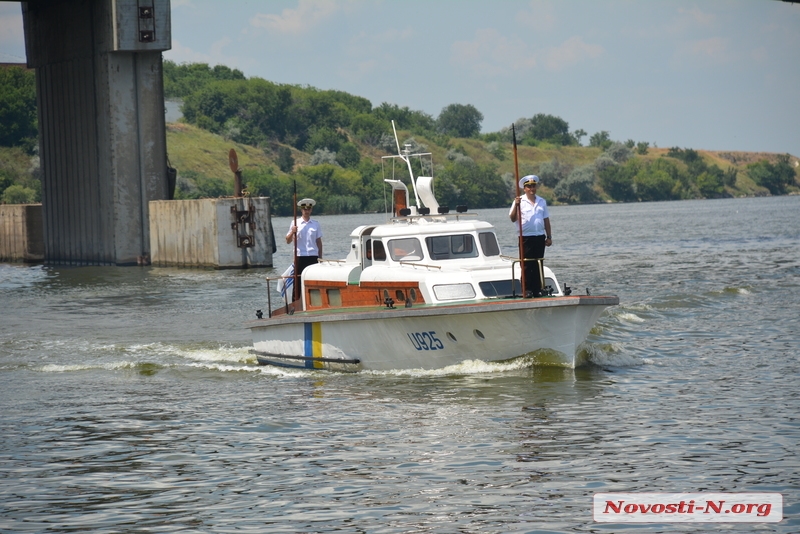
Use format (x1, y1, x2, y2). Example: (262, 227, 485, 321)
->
(296, 255, 319, 275)
(293, 256, 318, 300)
(522, 235, 546, 295)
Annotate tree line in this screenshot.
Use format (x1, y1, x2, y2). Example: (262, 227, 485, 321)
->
(1, 62, 797, 209)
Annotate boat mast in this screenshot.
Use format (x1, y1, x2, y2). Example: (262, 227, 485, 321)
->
(392, 120, 421, 212)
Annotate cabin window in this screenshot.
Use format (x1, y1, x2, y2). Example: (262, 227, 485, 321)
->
(309, 289, 322, 307)
(388, 238, 423, 261)
(372, 241, 387, 261)
(425, 234, 478, 260)
(327, 288, 342, 307)
(433, 283, 476, 301)
(479, 232, 501, 256)
(479, 279, 522, 298)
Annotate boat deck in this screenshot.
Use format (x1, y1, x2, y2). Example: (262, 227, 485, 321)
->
(248, 294, 619, 328)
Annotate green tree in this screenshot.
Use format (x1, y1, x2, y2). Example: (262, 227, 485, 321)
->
(336, 143, 361, 168)
(554, 165, 597, 203)
(244, 167, 295, 214)
(1, 184, 38, 204)
(182, 78, 291, 145)
(696, 171, 724, 198)
(536, 158, 572, 189)
(747, 156, 796, 195)
(163, 61, 246, 98)
(604, 142, 633, 164)
(589, 131, 612, 150)
(527, 113, 573, 146)
(0, 66, 38, 150)
(435, 160, 507, 209)
(437, 103, 484, 138)
(598, 159, 638, 202)
(305, 126, 346, 153)
(351, 113, 387, 146)
(276, 147, 294, 173)
(373, 102, 436, 134)
(634, 167, 676, 201)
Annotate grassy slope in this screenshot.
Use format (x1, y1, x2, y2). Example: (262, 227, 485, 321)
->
(165, 121, 799, 201)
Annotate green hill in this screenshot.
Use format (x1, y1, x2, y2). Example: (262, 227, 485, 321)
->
(166, 120, 799, 215)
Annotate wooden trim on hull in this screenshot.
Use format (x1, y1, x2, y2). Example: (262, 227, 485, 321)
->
(303, 280, 425, 309)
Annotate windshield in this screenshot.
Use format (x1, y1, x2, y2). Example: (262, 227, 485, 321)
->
(425, 234, 478, 260)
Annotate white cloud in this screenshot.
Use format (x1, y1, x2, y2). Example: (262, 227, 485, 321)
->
(541, 36, 603, 71)
(250, 0, 340, 35)
(164, 37, 246, 72)
(677, 6, 715, 28)
(673, 36, 731, 67)
(452, 30, 602, 76)
(516, 0, 557, 32)
(451, 28, 536, 77)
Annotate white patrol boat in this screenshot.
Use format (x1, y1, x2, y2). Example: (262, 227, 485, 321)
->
(248, 123, 618, 371)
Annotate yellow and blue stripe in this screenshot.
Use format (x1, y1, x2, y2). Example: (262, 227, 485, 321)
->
(303, 322, 323, 369)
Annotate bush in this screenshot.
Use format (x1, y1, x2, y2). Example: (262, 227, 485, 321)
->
(1, 184, 38, 204)
(747, 156, 796, 195)
(634, 168, 676, 201)
(310, 148, 338, 166)
(536, 159, 572, 189)
(598, 160, 638, 202)
(336, 143, 361, 168)
(325, 195, 362, 214)
(555, 165, 597, 203)
(696, 171, 724, 198)
(604, 142, 633, 164)
(305, 127, 346, 153)
(276, 147, 295, 173)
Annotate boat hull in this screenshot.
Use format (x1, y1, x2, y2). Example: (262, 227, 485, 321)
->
(248, 295, 618, 371)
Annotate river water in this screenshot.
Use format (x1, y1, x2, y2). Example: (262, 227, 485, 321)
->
(1, 196, 798, 532)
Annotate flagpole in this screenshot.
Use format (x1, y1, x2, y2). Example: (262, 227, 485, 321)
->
(292, 181, 299, 303)
(512, 124, 526, 297)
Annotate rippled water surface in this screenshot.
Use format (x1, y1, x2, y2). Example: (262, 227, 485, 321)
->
(1, 196, 799, 532)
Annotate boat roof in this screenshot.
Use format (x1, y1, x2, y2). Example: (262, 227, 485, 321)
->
(352, 217, 496, 240)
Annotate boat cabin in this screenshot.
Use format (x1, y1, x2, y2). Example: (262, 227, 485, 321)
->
(294, 215, 562, 313)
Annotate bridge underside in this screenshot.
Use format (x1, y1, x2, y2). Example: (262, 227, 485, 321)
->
(23, 0, 171, 265)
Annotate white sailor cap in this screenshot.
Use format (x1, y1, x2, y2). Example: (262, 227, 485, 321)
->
(519, 175, 540, 189)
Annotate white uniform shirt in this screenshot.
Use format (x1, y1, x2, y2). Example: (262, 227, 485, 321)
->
(509, 195, 549, 236)
(289, 218, 323, 256)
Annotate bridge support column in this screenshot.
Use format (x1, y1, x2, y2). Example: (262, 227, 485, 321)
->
(22, 0, 171, 265)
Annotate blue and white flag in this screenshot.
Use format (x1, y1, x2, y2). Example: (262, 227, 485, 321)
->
(276, 263, 294, 300)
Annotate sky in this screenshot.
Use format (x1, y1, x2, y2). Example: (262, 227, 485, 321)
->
(1, 0, 798, 155)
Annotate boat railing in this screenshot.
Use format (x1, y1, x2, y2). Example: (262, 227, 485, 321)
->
(391, 212, 478, 223)
(397, 260, 442, 270)
(501, 255, 545, 297)
(261, 275, 297, 319)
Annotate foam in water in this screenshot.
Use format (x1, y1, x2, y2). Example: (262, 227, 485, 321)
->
(578, 342, 649, 368)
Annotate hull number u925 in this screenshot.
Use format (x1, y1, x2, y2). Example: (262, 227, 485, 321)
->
(407, 331, 444, 351)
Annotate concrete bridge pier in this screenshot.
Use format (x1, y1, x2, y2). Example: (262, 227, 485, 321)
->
(22, 0, 172, 265)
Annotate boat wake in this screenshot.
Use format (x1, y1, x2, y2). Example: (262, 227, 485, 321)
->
(577, 341, 650, 368)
